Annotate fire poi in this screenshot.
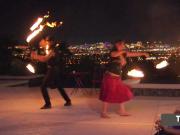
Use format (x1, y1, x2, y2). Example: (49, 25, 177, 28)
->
(26, 12, 63, 73)
(156, 60, 169, 69)
(26, 12, 63, 43)
(26, 64, 35, 74)
(127, 69, 144, 78)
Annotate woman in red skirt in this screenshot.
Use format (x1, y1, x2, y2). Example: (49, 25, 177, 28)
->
(99, 40, 149, 118)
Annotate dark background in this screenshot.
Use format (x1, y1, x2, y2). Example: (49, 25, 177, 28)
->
(0, 0, 179, 43)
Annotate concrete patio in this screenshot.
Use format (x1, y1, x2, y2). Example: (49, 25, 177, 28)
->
(0, 87, 179, 135)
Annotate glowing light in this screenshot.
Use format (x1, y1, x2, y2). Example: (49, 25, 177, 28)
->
(156, 60, 169, 69)
(30, 17, 43, 31)
(46, 22, 56, 28)
(26, 13, 63, 43)
(127, 69, 144, 78)
(44, 14, 49, 18)
(26, 25, 44, 43)
(46, 21, 63, 28)
(45, 44, 49, 55)
(26, 64, 35, 73)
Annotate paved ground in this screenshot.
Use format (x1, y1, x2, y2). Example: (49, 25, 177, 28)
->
(0, 87, 179, 135)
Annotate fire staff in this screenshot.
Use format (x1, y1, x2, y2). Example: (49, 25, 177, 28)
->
(31, 36, 72, 109)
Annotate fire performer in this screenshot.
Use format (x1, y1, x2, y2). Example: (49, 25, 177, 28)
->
(31, 36, 72, 109)
(99, 40, 149, 118)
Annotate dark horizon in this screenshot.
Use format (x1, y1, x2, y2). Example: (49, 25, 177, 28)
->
(0, 0, 179, 44)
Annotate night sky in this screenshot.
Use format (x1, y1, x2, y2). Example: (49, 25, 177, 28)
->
(0, 0, 179, 43)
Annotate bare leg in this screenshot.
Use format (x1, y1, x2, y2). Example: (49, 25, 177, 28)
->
(117, 103, 131, 116)
(101, 102, 111, 118)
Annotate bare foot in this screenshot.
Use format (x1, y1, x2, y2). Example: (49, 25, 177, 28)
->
(101, 112, 111, 119)
(117, 111, 131, 116)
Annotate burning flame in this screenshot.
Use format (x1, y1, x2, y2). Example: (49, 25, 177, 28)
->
(45, 44, 49, 55)
(26, 13, 63, 43)
(46, 21, 63, 28)
(127, 69, 144, 78)
(44, 14, 49, 18)
(30, 17, 43, 31)
(26, 25, 44, 43)
(26, 64, 35, 73)
(156, 60, 169, 69)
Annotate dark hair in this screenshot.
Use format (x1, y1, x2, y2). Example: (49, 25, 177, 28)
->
(111, 40, 125, 51)
(113, 40, 125, 45)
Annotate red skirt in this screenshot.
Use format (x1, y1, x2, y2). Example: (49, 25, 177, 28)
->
(99, 73, 133, 103)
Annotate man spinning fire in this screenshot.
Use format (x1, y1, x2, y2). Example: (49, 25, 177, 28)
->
(31, 36, 72, 109)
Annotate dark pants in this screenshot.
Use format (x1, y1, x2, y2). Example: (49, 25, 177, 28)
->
(41, 67, 71, 105)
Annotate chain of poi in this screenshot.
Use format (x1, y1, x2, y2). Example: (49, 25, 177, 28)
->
(26, 12, 63, 43)
(26, 12, 63, 73)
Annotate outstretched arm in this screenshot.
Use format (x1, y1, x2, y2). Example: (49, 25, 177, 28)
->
(111, 51, 126, 57)
(126, 52, 149, 58)
(31, 50, 55, 62)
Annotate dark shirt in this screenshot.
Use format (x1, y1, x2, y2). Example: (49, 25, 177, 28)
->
(47, 48, 66, 73)
(47, 49, 61, 67)
(107, 52, 127, 75)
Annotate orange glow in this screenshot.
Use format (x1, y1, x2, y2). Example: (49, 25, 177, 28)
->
(26, 25, 44, 43)
(30, 17, 43, 31)
(127, 69, 144, 78)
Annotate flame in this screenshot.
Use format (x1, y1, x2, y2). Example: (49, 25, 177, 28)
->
(26, 25, 44, 43)
(30, 17, 43, 31)
(44, 14, 49, 18)
(46, 21, 63, 28)
(26, 13, 63, 43)
(45, 44, 49, 54)
(127, 69, 144, 78)
(156, 60, 169, 69)
(26, 64, 35, 73)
